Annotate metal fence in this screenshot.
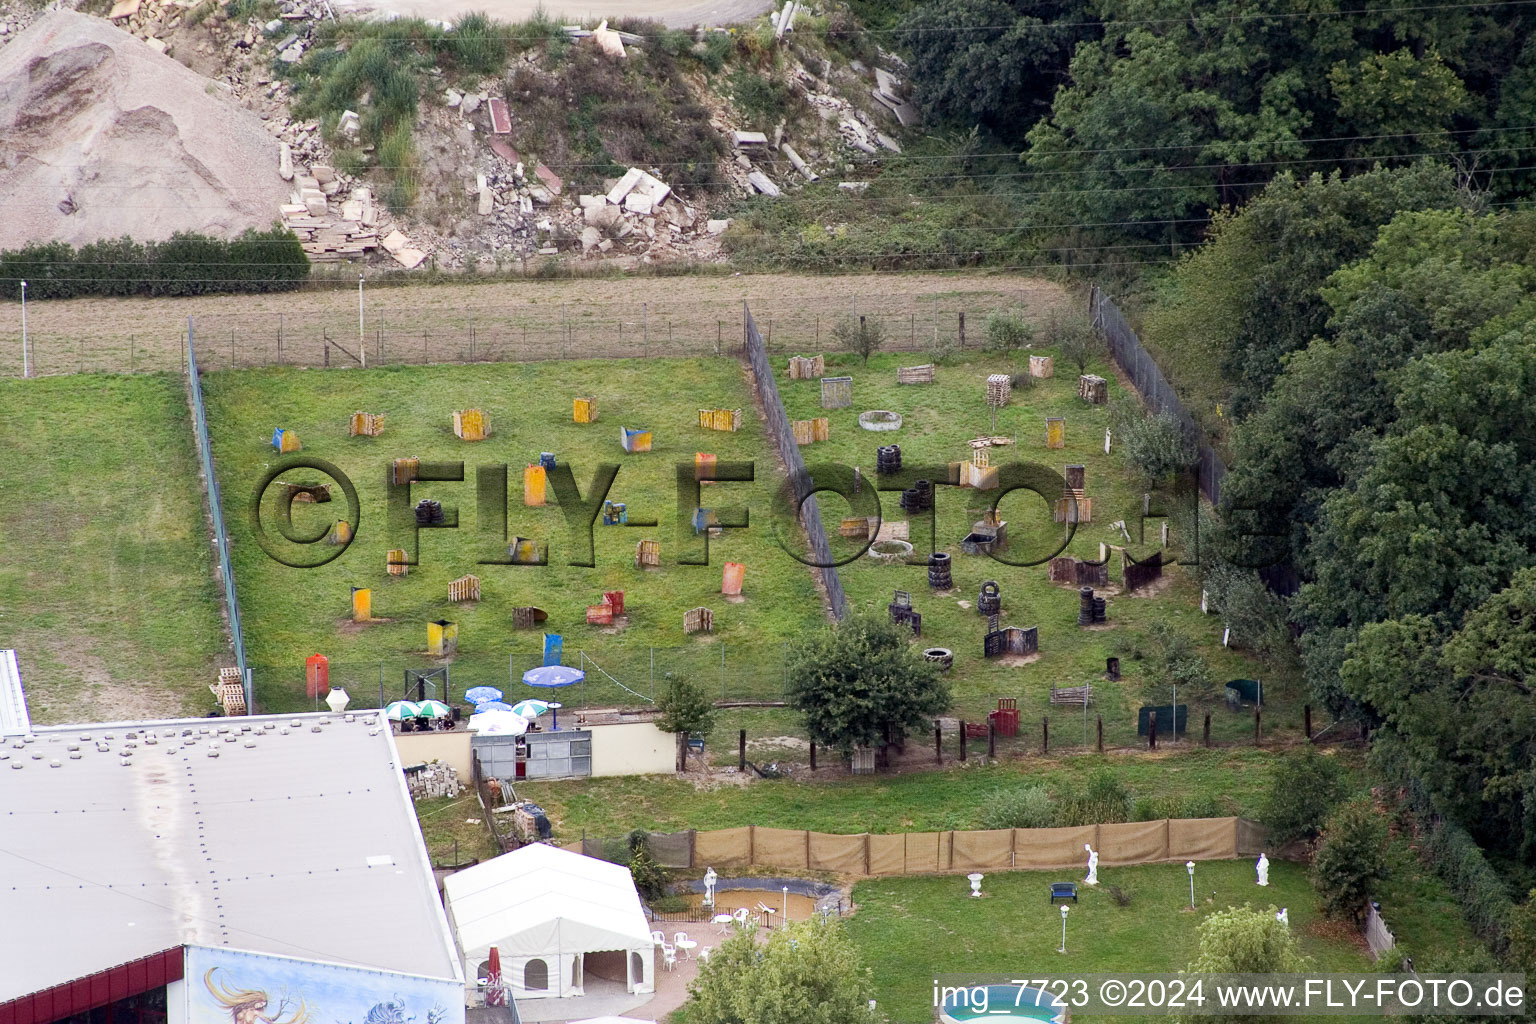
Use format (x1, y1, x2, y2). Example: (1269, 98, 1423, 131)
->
(742, 302, 849, 621)
(185, 320, 248, 703)
(249, 643, 795, 715)
(1090, 285, 1228, 506)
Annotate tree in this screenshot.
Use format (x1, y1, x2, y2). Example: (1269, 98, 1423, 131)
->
(1143, 620, 1211, 703)
(627, 829, 670, 903)
(831, 315, 885, 364)
(1110, 398, 1198, 484)
(1048, 306, 1105, 375)
(786, 616, 949, 762)
(984, 305, 1034, 358)
(1261, 747, 1347, 846)
(1172, 905, 1308, 1024)
(1328, 50, 1468, 154)
(688, 916, 884, 1024)
(1311, 799, 1389, 924)
(654, 674, 715, 772)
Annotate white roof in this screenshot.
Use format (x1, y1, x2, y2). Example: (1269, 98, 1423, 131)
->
(443, 843, 653, 961)
(0, 711, 461, 1000)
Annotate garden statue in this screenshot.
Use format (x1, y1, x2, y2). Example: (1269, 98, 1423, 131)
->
(1276, 907, 1288, 926)
(1256, 852, 1270, 887)
(1084, 844, 1099, 886)
(704, 866, 718, 907)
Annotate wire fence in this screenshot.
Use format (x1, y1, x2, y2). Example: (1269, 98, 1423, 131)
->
(1091, 285, 1227, 506)
(251, 643, 797, 715)
(0, 291, 1050, 376)
(184, 321, 248, 705)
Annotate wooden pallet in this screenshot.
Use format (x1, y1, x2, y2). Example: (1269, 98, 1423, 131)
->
(897, 363, 935, 384)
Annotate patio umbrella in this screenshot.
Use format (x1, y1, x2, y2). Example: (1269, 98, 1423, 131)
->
(416, 699, 452, 719)
(384, 700, 420, 721)
(484, 946, 505, 1007)
(523, 666, 584, 730)
(475, 700, 514, 713)
(468, 709, 528, 736)
(465, 686, 503, 705)
(510, 699, 550, 719)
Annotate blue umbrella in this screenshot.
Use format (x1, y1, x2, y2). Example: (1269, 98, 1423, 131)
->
(475, 700, 514, 713)
(465, 686, 503, 705)
(523, 666, 583, 730)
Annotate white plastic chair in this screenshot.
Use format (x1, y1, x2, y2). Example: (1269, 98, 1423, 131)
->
(651, 930, 666, 946)
(661, 945, 677, 971)
(732, 907, 751, 926)
(699, 946, 712, 963)
(674, 930, 690, 947)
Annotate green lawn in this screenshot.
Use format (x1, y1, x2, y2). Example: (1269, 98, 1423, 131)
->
(847, 861, 1368, 1023)
(777, 348, 1288, 748)
(0, 373, 225, 723)
(414, 793, 500, 866)
(513, 747, 1338, 840)
(201, 357, 827, 711)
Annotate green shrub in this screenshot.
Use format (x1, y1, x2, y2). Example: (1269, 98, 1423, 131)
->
(1312, 799, 1390, 924)
(979, 784, 1053, 830)
(628, 829, 670, 902)
(1051, 769, 1133, 826)
(1110, 396, 1200, 482)
(729, 66, 794, 128)
(984, 306, 1034, 354)
(1262, 747, 1347, 845)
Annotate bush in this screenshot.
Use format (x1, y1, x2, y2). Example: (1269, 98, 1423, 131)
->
(1262, 747, 1347, 846)
(628, 829, 670, 902)
(1049, 306, 1106, 373)
(0, 230, 307, 300)
(984, 306, 1034, 355)
(830, 315, 886, 365)
(1111, 396, 1200, 482)
(979, 784, 1053, 830)
(1172, 905, 1307, 1024)
(1051, 769, 1134, 826)
(1311, 799, 1390, 924)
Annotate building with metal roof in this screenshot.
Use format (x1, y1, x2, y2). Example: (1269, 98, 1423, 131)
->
(0, 708, 468, 1024)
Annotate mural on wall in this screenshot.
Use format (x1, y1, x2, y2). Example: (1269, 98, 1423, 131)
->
(186, 948, 464, 1024)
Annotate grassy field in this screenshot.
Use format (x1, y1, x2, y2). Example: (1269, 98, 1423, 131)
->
(414, 793, 501, 866)
(0, 373, 226, 723)
(773, 345, 1284, 749)
(512, 748, 1335, 839)
(844, 857, 1474, 1024)
(202, 356, 827, 711)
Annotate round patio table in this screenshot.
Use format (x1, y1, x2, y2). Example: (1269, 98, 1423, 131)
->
(675, 938, 698, 959)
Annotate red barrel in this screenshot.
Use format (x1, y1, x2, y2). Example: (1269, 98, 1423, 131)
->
(305, 653, 329, 698)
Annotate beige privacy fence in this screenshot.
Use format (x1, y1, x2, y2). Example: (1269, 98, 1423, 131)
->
(567, 817, 1266, 877)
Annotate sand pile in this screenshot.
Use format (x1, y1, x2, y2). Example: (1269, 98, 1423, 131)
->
(0, 8, 290, 249)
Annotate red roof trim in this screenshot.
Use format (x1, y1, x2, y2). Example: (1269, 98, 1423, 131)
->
(0, 948, 183, 1024)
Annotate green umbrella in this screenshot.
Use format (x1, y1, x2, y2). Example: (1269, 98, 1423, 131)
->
(385, 700, 421, 721)
(417, 699, 452, 719)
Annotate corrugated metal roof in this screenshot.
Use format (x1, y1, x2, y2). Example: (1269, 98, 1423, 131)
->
(0, 711, 461, 1001)
(0, 650, 29, 736)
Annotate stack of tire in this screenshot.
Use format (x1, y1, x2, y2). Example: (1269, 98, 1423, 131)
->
(928, 552, 953, 590)
(978, 580, 1001, 616)
(415, 499, 446, 526)
(876, 444, 902, 475)
(901, 478, 933, 513)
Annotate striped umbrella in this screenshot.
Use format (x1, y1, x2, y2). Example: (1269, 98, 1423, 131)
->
(416, 699, 452, 719)
(384, 700, 420, 721)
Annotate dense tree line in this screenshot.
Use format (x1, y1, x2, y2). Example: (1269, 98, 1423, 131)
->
(0, 229, 308, 300)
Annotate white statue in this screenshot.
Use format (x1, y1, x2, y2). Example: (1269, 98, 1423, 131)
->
(703, 866, 718, 908)
(1084, 843, 1099, 886)
(1276, 907, 1288, 926)
(1256, 852, 1270, 887)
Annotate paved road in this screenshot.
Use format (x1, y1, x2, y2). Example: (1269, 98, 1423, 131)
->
(334, 0, 775, 29)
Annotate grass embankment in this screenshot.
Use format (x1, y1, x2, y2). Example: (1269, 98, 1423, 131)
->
(203, 356, 825, 711)
(0, 374, 225, 723)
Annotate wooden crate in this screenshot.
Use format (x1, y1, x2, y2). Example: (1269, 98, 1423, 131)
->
(986, 374, 1011, 407)
(586, 603, 614, 625)
(1078, 374, 1108, 404)
(349, 411, 384, 437)
(1029, 355, 1054, 379)
(820, 376, 852, 409)
(897, 363, 935, 384)
(392, 458, 419, 485)
(386, 548, 409, 576)
(792, 418, 830, 445)
(635, 539, 661, 567)
(573, 396, 598, 423)
(512, 606, 548, 629)
(452, 409, 490, 441)
(787, 355, 824, 379)
(449, 575, 481, 602)
(1054, 496, 1093, 523)
(698, 408, 742, 432)
(1045, 417, 1065, 449)
(684, 607, 714, 634)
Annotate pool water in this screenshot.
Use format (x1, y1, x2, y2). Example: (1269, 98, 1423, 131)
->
(686, 889, 820, 922)
(938, 984, 1066, 1023)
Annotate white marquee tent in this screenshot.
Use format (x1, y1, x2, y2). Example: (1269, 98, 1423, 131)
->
(443, 842, 657, 1002)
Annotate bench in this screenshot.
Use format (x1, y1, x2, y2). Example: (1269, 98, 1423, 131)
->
(1049, 882, 1078, 904)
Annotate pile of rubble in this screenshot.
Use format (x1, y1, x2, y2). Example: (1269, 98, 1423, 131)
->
(405, 760, 461, 802)
(279, 161, 399, 263)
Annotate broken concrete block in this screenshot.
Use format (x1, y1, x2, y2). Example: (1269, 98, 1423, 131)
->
(312, 165, 336, 184)
(341, 200, 363, 221)
(580, 225, 602, 251)
(319, 180, 341, 196)
(109, 0, 141, 19)
(781, 142, 817, 181)
(877, 133, 902, 153)
(624, 192, 654, 216)
(301, 189, 327, 217)
(579, 194, 605, 210)
(606, 167, 645, 205)
(592, 19, 625, 58)
(747, 170, 781, 197)
(145, 36, 167, 54)
(478, 185, 494, 216)
(381, 229, 409, 254)
(706, 218, 731, 235)
(445, 88, 462, 107)
(585, 204, 621, 230)
(278, 142, 293, 181)
(461, 93, 482, 114)
(733, 130, 769, 148)
(279, 43, 304, 63)
(598, 238, 614, 252)
(393, 247, 428, 269)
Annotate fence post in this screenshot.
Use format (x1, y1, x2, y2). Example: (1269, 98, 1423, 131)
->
(1203, 713, 1211, 747)
(987, 723, 995, 759)
(1254, 709, 1262, 746)
(721, 642, 726, 700)
(1148, 714, 1158, 751)
(739, 729, 746, 771)
(1096, 716, 1103, 753)
(958, 722, 967, 761)
(1042, 717, 1048, 754)
(1304, 704, 1312, 740)
(957, 311, 965, 349)
(934, 720, 941, 763)
(809, 742, 816, 771)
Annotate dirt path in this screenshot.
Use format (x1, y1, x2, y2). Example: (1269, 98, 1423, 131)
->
(1, 271, 1069, 376)
(334, 0, 774, 29)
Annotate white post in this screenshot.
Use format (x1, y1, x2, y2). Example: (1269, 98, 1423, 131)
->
(1058, 904, 1068, 953)
(20, 280, 27, 378)
(782, 886, 788, 920)
(358, 273, 367, 368)
(1187, 861, 1196, 908)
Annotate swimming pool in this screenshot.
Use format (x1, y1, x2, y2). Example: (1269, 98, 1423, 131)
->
(937, 984, 1068, 1023)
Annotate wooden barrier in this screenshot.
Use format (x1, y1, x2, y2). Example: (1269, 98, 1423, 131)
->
(1045, 417, 1065, 449)
(392, 458, 419, 485)
(1029, 355, 1054, 378)
(573, 396, 598, 423)
(635, 539, 661, 567)
(449, 575, 481, 602)
(386, 548, 408, 576)
(787, 355, 824, 379)
(1078, 374, 1108, 404)
(684, 607, 714, 634)
(351, 587, 371, 621)
(698, 408, 742, 432)
(620, 426, 653, 452)
(512, 606, 548, 629)
(452, 409, 490, 441)
(986, 374, 1011, 407)
(792, 418, 830, 444)
(897, 363, 935, 384)
(348, 411, 384, 436)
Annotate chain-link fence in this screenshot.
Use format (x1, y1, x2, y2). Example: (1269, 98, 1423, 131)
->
(249, 642, 795, 715)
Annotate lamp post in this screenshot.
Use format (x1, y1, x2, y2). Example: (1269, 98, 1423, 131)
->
(20, 279, 27, 378)
(1186, 861, 1196, 909)
(782, 886, 789, 921)
(1058, 904, 1069, 954)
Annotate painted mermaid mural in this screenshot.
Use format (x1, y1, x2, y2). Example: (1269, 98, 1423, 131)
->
(189, 950, 461, 1024)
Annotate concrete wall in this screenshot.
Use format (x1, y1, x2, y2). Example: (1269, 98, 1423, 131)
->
(396, 730, 472, 781)
(590, 720, 674, 777)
